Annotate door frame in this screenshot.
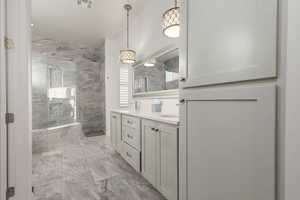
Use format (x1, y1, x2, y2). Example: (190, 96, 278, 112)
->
(5, 0, 32, 200)
(0, 0, 7, 199)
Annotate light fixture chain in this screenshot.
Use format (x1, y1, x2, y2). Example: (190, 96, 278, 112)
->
(175, 0, 178, 7)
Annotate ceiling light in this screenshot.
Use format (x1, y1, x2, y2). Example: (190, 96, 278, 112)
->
(120, 4, 136, 65)
(162, 0, 180, 38)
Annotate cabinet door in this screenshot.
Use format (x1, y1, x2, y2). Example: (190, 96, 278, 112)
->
(142, 120, 158, 187)
(159, 124, 178, 200)
(115, 114, 122, 153)
(110, 112, 121, 152)
(180, 0, 277, 88)
(110, 113, 117, 149)
(180, 85, 276, 200)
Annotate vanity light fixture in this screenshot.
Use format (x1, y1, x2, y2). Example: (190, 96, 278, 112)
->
(144, 62, 155, 67)
(120, 4, 136, 65)
(162, 0, 180, 38)
(144, 58, 156, 67)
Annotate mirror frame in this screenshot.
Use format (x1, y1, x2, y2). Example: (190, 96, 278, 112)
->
(132, 46, 179, 98)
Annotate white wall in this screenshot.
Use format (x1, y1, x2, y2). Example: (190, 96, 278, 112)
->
(285, 0, 300, 199)
(132, 0, 178, 61)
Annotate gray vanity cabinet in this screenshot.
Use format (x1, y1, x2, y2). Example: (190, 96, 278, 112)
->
(179, 85, 276, 200)
(159, 124, 178, 200)
(110, 112, 122, 153)
(141, 120, 158, 187)
(180, 0, 278, 87)
(142, 119, 178, 200)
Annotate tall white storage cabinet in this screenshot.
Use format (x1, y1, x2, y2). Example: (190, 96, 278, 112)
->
(179, 0, 278, 199)
(179, 86, 276, 200)
(180, 0, 278, 87)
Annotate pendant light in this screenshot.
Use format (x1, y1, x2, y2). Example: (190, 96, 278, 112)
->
(120, 4, 136, 65)
(162, 0, 180, 38)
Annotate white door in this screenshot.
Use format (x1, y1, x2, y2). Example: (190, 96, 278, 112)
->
(0, 0, 7, 199)
(142, 120, 158, 187)
(5, 0, 32, 199)
(180, 85, 276, 200)
(158, 123, 178, 200)
(180, 0, 277, 88)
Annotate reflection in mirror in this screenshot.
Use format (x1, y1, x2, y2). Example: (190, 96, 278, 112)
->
(133, 49, 179, 94)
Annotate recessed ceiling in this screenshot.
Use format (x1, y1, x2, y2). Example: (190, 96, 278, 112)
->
(32, 0, 145, 46)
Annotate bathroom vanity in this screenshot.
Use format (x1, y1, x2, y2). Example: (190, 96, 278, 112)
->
(110, 110, 179, 200)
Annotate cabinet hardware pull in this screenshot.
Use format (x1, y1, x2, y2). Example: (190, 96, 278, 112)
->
(180, 77, 186, 82)
(151, 128, 156, 131)
(127, 134, 133, 139)
(126, 152, 132, 158)
(155, 129, 159, 132)
(177, 99, 186, 106)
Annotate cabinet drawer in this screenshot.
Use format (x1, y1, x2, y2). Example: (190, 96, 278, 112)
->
(122, 142, 141, 172)
(122, 115, 140, 129)
(122, 125, 141, 150)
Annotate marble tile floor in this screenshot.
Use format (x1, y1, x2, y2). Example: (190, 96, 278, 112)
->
(32, 135, 166, 200)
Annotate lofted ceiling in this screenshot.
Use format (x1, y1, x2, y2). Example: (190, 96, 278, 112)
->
(32, 0, 145, 46)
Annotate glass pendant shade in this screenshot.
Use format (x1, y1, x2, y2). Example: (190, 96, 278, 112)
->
(162, 7, 180, 38)
(120, 49, 136, 64)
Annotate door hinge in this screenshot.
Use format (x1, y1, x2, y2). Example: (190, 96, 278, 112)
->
(6, 187, 15, 199)
(5, 113, 15, 124)
(4, 37, 15, 49)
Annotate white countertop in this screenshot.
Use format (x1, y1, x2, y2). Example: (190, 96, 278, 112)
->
(111, 109, 180, 126)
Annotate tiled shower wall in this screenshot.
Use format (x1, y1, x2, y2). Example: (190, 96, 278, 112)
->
(32, 36, 106, 136)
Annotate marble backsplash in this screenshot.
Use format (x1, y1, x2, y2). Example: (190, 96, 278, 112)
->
(32, 36, 106, 136)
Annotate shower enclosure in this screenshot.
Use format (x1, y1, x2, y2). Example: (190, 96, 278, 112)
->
(31, 37, 106, 145)
(32, 56, 77, 130)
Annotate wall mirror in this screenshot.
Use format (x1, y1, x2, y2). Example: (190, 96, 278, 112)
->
(133, 48, 179, 96)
